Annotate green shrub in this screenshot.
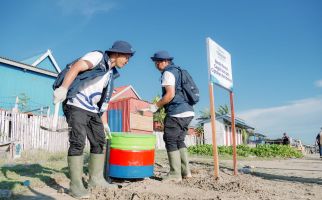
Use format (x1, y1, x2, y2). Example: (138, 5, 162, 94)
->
(188, 144, 213, 156)
(251, 144, 303, 158)
(188, 144, 303, 158)
(237, 145, 252, 157)
(218, 145, 232, 155)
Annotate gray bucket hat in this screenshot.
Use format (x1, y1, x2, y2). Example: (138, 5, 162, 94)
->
(107, 40, 135, 56)
(151, 51, 173, 61)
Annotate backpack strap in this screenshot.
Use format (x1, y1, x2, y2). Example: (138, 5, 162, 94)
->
(163, 65, 185, 99)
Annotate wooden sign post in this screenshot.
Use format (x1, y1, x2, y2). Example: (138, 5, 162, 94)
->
(230, 91, 237, 175)
(206, 37, 238, 177)
(209, 83, 219, 177)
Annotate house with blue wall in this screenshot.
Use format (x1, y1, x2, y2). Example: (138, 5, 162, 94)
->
(0, 49, 61, 115)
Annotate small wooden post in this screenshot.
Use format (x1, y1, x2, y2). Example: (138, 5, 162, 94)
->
(209, 83, 219, 178)
(230, 91, 238, 175)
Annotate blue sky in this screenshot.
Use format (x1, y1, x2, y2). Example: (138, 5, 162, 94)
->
(1, 0, 321, 144)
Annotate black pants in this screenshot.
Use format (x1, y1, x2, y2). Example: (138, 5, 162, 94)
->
(64, 105, 106, 156)
(163, 116, 193, 152)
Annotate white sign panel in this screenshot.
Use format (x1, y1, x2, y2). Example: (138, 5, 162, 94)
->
(206, 37, 233, 91)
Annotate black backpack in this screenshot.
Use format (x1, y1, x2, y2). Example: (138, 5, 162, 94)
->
(171, 66, 199, 105)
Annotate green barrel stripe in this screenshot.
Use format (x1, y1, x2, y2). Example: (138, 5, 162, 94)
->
(110, 132, 156, 150)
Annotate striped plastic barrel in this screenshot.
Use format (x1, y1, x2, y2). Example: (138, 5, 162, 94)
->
(108, 132, 156, 178)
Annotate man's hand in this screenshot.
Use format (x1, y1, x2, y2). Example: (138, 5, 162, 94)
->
(53, 87, 68, 104)
(149, 104, 158, 113)
(104, 124, 112, 140)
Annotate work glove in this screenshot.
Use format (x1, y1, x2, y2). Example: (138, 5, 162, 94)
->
(149, 104, 158, 113)
(53, 87, 68, 104)
(104, 124, 112, 140)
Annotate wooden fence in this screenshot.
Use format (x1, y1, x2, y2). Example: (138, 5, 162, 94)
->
(0, 110, 70, 152)
(0, 110, 198, 154)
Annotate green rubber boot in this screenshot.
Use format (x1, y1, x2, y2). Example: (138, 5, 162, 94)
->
(179, 148, 192, 178)
(68, 156, 90, 199)
(88, 153, 117, 189)
(163, 150, 182, 183)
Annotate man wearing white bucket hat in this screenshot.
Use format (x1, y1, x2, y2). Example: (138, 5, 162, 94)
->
(53, 40, 135, 198)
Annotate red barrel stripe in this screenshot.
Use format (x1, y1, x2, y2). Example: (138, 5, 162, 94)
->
(109, 148, 155, 166)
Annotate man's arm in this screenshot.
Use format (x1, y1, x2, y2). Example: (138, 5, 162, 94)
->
(61, 60, 93, 89)
(156, 85, 175, 108)
(53, 60, 93, 104)
(101, 111, 112, 139)
(101, 111, 108, 125)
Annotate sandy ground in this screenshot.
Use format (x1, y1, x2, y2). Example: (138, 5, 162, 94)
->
(14, 154, 322, 200)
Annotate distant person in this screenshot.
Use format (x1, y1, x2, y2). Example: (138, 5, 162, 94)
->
(53, 41, 135, 198)
(316, 128, 322, 158)
(282, 132, 290, 145)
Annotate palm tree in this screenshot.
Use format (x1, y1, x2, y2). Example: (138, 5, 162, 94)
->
(217, 104, 229, 116)
(197, 105, 229, 120)
(198, 108, 211, 120)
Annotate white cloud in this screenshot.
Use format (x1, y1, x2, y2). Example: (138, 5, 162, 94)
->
(315, 80, 322, 88)
(57, 0, 116, 17)
(238, 96, 322, 145)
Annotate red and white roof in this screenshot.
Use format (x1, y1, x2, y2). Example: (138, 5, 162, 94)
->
(110, 85, 142, 102)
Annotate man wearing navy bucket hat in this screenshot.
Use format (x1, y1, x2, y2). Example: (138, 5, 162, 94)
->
(53, 40, 135, 198)
(149, 51, 195, 182)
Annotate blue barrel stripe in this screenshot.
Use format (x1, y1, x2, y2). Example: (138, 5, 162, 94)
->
(108, 165, 154, 178)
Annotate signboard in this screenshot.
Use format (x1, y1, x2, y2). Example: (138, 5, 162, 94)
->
(206, 37, 233, 91)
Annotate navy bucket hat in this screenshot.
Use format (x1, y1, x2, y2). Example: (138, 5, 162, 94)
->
(107, 40, 135, 56)
(151, 51, 174, 61)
